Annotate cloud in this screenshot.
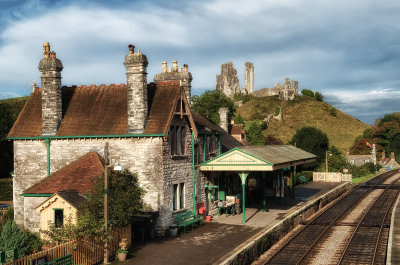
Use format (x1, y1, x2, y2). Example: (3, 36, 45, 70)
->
(0, 0, 399, 124)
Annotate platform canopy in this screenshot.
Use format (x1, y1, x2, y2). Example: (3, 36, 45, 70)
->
(200, 145, 316, 172)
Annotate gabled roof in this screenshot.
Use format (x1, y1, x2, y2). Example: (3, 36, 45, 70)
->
(200, 145, 316, 171)
(23, 151, 104, 195)
(36, 191, 86, 212)
(8, 81, 196, 138)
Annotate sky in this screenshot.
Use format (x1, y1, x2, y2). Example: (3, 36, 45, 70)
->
(0, 0, 399, 125)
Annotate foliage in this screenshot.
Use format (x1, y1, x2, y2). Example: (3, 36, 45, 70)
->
(191, 90, 236, 124)
(290, 127, 329, 169)
(234, 114, 245, 125)
(350, 112, 400, 160)
(0, 98, 28, 178)
(245, 121, 267, 146)
(301, 89, 315, 97)
(264, 135, 283, 145)
(329, 107, 337, 117)
(0, 220, 41, 257)
(0, 207, 14, 234)
(0, 178, 12, 201)
(315, 92, 324, 102)
(274, 106, 280, 116)
(43, 170, 145, 243)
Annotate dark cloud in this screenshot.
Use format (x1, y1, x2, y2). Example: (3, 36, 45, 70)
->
(0, 0, 399, 124)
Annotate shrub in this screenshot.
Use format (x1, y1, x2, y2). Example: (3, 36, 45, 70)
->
(329, 107, 337, 117)
(245, 121, 267, 146)
(0, 220, 41, 257)
(264, 135, 283, 145)
(234, 114, 245, 125)
(274, 106, 280, 116)
(315, 92, 324, 102)
(301, 89, 314, 97)
(0, 207, 14, 234)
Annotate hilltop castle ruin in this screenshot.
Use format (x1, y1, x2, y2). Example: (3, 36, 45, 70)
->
(216, 62, 298, 101)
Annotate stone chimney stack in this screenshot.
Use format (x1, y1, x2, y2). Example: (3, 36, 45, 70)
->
(124, 44, 149, 134)
(391, 152, 395, 160)
(38, 42, 63, 136)
(219, 107, 229, 132)
(153, 60, 192, 105)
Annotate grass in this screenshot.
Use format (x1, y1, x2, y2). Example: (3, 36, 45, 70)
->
(352, 173, 378, 184)
(236, 95, 370, 152)
(0, 178, 13, 201)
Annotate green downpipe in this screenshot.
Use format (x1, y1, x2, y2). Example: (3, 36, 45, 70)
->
(45, 138, 51, 176)
(203, 134, 206, 163)
(218, 135, 221, 156)
(192, 132, 196, 216)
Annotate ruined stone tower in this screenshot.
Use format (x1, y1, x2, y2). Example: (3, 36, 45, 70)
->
(216, 62, 240, 99)
(219, 107, 229, 132)
(38, 42, 63, 136)
(242, 62, 254, 94)
(153, 60, 193, 104)
(124, 44, 148, 134)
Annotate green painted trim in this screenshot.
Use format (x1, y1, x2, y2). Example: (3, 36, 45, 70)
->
(201, 147, 239, 165)
(20, 194, 52, 197)
(235, 148, 274, 165)
(7, 134, 165, 140)
(202, 135, 206, 163)
(218, 135, 221, 156)
(191, 132, 196, 216)
(202, 163, 272, 167)
(45, 138, 51, 176)
(52, 208, 64, 211)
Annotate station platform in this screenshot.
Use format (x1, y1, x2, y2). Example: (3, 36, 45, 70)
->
(386, 192, 400, 264)
(115, 181, 348, 265)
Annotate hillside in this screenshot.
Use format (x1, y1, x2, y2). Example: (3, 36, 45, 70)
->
(236, 95, 370, 152)
(0, 96, 28, 177)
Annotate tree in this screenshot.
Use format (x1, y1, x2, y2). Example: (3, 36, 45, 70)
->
(290, 127, 329, 169)
(315, 91, 324, 102)
(234, 114, 245, 125)
(245, 121, 266, 146)
(191, 90, 236, 124)
(301, 89, 314, 97)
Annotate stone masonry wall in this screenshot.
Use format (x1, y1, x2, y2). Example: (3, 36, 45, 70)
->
(159, 116, 194, 233)
(14, 137, 164, 233)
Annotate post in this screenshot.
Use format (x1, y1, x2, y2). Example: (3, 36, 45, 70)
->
(45, 138, 51, 176)
(373, 144, 377, 173)
(291, 167, 295, 199)
(325, 150, 328, 173)
(238, 172, 249, 223)
(218, 134, 221, 156)
(203, 134, 206, 163)
(262, 172, 267, 212)
(279, 170, 283, 201)
(104, 142, 110, 264)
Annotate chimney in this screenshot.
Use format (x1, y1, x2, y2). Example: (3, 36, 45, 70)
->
(38, 42, 63, 136)
(124, 44, 149, 134)
(391, 152, 395, 160)
(219, 107, 229, 132)
(382, 150, 386, 161)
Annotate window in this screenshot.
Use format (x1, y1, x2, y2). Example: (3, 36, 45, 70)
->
(54, 209, 64, 228)
(170, 126, 186, 155)
(172, 183, 185, 211)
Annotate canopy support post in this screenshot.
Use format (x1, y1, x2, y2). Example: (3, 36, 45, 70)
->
(262, 172, 267, 212)
(238, 172, 249, 223)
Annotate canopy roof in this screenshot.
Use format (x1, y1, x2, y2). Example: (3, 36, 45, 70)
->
(200, 145, 316, 171)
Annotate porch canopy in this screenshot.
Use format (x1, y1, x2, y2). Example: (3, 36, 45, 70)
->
(200, 145, 316, 223)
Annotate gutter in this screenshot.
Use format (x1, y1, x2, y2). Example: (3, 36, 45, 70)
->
(7, 134, 165, 140)
(192, 132, 196, 216)
(20, 194, 52, 197)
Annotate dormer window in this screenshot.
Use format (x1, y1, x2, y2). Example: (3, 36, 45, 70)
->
(170, 125, 186, 155)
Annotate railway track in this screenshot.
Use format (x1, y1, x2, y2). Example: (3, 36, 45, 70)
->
(262, 170, 400, 265)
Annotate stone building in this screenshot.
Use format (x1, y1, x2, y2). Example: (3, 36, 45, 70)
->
(216, 62, 240, 99)
(253, 78, 299, 101)
(8, 43, 242, 234)
(242, 62, 254, 94)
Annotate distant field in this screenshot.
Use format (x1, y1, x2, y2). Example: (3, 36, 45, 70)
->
(0, 178, 12, 201)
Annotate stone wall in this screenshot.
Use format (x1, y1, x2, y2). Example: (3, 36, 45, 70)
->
(14, 137, 164, 232)
(242, 62, 254, 94)
(253, 78, 299, 101)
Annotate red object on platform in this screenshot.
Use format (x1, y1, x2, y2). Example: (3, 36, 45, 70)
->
(206, 216, 212, 222)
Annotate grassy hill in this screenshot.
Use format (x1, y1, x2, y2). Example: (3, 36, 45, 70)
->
(236, 95, 370, 152)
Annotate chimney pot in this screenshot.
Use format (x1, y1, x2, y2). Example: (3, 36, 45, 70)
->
(162, 61, 167, 73)
(179, 67, 182, 72)
(183, 64, 188, 73)
(172, 60, 178, 72)
(168, 68, 172, 73)
(51, 51, 56, 59)
(128, 44, 135, 54)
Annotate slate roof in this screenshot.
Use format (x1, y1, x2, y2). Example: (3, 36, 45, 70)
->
(55, 191, 86, 209)
(237, 145, 316, 166)
(8, 81, 187, 138)
(230, 124, 246, 135)
(24, 151, 104, 194)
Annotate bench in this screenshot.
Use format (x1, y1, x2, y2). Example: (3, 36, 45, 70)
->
(43, 254, 73, 265)
(298, 175, 310, 184)
(173, 210, 201, 234)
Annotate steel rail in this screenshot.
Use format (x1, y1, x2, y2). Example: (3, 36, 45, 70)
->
(337, 176, 400, 265)
(263, 170, 398, 265)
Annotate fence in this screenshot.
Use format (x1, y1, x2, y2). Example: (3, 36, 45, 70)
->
(4, 225, 131, 265)
(313, 172, 352, 183)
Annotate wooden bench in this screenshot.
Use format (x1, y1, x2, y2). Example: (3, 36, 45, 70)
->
(298, 175, 310, 184)
(173, 210, 201, 234)
(43, 254, 73, 265)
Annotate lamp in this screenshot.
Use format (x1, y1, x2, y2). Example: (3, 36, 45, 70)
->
(114, 162, 122, 171)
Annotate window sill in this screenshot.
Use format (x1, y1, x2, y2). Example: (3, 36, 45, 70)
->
(171, 155, 190, 159)
(172, 208, 187, 214)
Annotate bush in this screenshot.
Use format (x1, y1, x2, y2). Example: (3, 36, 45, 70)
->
(0, 207, 14, 234)
(234, 114, 245, 125)
(0, 220, 41, 257)
(315, 92, 324, 102)
(274, 106, 280, 116)
(329, 107, 337, 117)
(301, 89, 315, 97)
(264, 135, 283, 145)
(245, 121, 267, 146)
